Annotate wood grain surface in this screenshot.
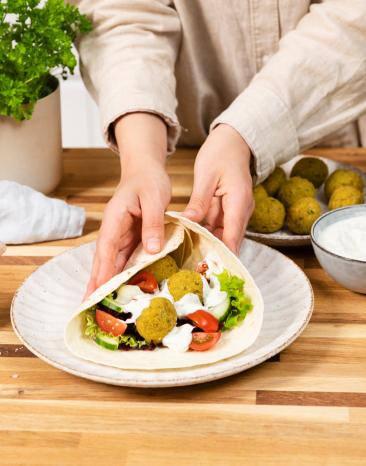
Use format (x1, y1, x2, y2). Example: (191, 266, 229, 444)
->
(0, 148, 365, 465)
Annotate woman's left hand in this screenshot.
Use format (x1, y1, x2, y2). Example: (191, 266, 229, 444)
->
(183, 124, 254, 254)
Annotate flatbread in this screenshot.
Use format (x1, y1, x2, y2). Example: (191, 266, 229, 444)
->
(65, 212, 264, 370)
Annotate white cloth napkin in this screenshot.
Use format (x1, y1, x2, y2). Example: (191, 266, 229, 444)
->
(0, 181, 86, 244)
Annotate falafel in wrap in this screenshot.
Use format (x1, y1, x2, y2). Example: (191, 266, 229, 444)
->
(65, 212, 263, 370)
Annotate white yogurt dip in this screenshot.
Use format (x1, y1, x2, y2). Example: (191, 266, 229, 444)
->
(317, 215, 366, 261)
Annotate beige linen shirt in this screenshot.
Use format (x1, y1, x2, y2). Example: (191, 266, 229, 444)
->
(73, 0, 366, 181)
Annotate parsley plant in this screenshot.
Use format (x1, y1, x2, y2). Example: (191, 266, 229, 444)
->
(0, 0, 91, 120)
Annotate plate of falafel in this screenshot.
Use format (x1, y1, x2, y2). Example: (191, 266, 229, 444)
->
(64, 213, 264, 370)
(246, 155, 366, 246)
(11, 211, 313, 387)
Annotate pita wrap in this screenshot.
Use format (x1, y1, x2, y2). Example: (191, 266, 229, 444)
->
(65, 212, 263, 370)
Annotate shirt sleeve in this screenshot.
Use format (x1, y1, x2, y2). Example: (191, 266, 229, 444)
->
(73, 0, 182, 153)
(211, 0, 366, 182)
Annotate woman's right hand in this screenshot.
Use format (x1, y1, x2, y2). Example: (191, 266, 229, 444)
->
(85, 113, 170, 298)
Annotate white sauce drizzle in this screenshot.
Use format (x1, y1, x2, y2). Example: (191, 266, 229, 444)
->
(203, 275, 228, 310)
(162, 324, 194, 352)
(157, 279, 174, 303)
(115, 285, 144, 305)
(174, 293, 203, 317)
(199, 252, 224, 279)
(123, 297, 153, 324)
(110, 252, 228, 351)
(159, 256, 228, 319)
(318, 215, 366, 261)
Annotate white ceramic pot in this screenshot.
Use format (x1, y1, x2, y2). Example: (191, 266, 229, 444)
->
(0, 80, 62, 194)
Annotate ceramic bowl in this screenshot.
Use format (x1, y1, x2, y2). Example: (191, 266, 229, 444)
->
(311, 204, 366, 294)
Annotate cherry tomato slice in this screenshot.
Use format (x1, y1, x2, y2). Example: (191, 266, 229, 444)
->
(96, 309, 127, 337)
(186, 310, 219, 332)
(189, 332, 221, 351)
(128, 271, 158, 293)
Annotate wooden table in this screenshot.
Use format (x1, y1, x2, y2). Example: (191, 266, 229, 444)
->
(1, 148, 366, 465)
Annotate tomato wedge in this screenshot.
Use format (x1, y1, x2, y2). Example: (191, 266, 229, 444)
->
(186, 310, 219, 332)
(189, 332, 221, 351)
(96, 309, 127, 337)
(128, 271, 158, 293)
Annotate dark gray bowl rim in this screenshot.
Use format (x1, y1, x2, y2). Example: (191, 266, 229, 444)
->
(310, 204, 366, 265)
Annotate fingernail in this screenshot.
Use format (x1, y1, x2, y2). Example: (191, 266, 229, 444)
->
(183, 209, 197, 218)
(146, 238, 161, 253)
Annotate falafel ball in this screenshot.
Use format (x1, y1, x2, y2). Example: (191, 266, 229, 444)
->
(290, 157, 329, 188)
(263, 167, 287, 196)
(143, 255, 179, 284)
(324, 169, 364, 200)
(286, 197, 322, 235)
(168, 270, 203, 301)
(249, 197, 286, 233)
(135, 297, 177, 343)
(328, 185, 364, 210)
(253, 184, 268, 203)
(278, 176, 316, 208)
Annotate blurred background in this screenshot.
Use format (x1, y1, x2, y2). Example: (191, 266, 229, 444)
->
(61, 59, 105, 148)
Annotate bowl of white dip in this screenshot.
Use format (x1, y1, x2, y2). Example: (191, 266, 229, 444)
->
(311, 204, 366, 293)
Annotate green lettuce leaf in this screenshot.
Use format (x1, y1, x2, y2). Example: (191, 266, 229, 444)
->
(84, 309, 98, 338)
(118, 334, 148, 349)
(83, 309, 148, 349)
(216, 270, 253, 331)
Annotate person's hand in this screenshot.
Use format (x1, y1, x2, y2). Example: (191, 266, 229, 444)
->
(85, 113, 170, 297)
(183, 124, 254, 254)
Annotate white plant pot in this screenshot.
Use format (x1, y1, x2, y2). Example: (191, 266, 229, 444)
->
(0, 81, 62, 194)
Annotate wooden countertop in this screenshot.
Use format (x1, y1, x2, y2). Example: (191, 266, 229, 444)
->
(1, 148, 366, 465)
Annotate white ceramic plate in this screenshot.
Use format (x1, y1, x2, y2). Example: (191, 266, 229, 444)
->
(246, 155, 366, 247)
(11, 239, 313, 387)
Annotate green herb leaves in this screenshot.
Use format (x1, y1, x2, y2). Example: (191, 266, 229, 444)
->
(0, 0, 91, 120)
(216, 270, 253, 331)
